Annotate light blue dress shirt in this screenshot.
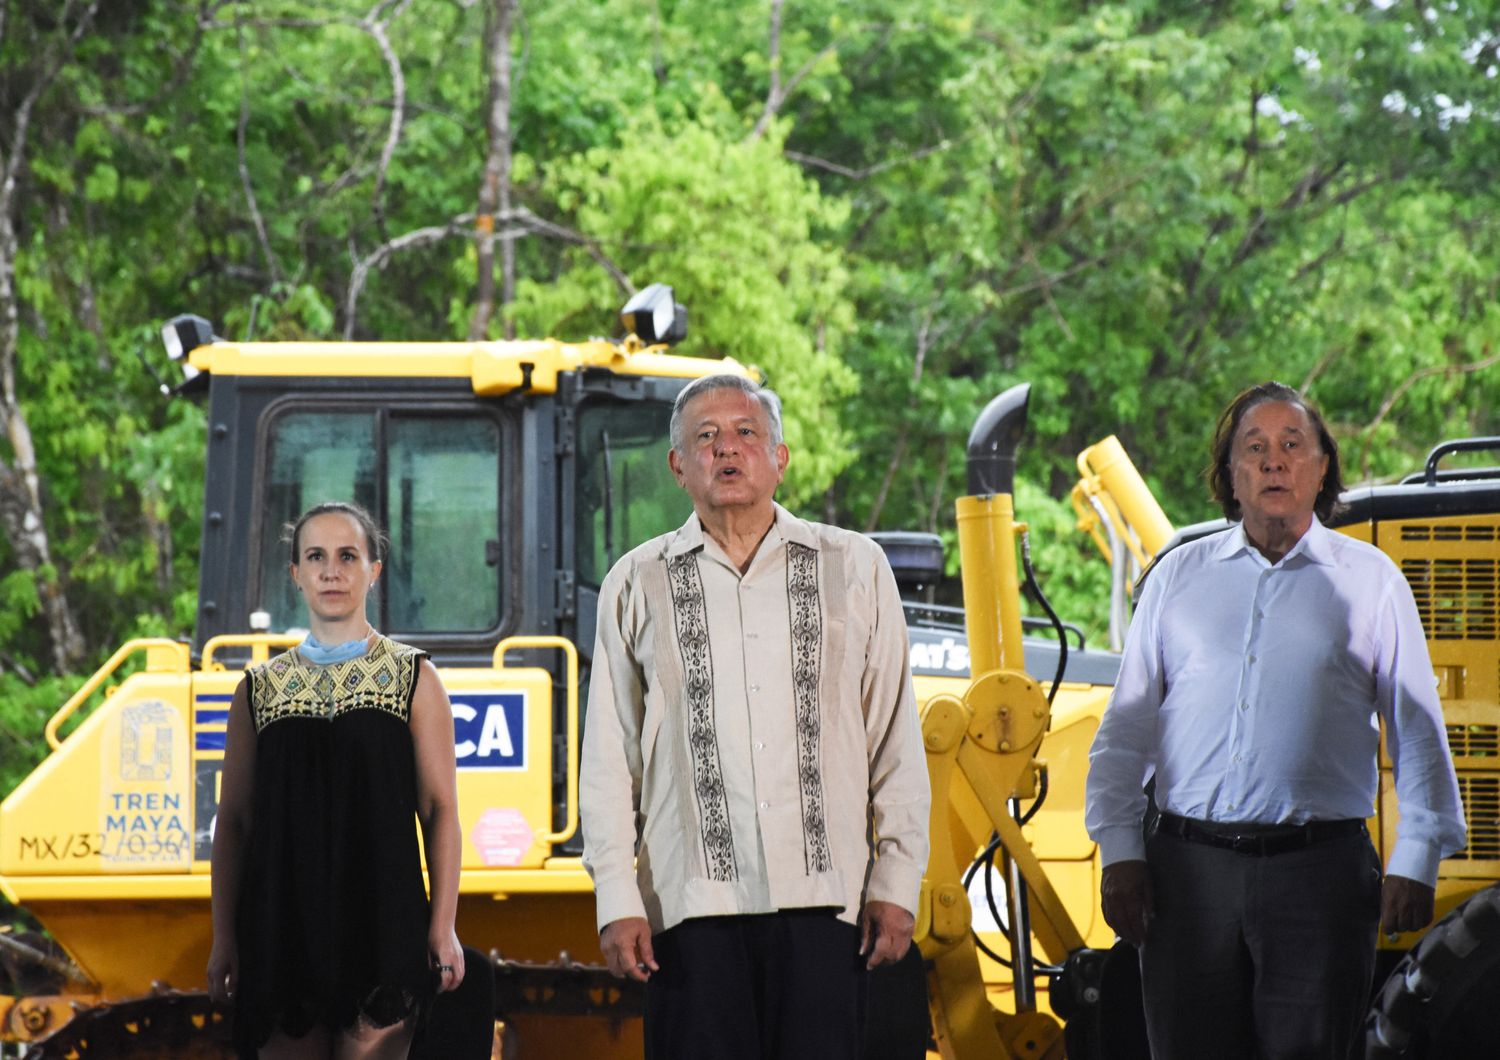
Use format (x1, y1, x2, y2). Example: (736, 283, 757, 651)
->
(1085, 519, 1466, 886)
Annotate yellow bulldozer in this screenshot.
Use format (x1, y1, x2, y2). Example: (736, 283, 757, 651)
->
(0, 284, 1496, 1058)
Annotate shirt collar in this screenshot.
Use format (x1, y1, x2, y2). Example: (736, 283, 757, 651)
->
(1213, 517, 1333, 567)
(664, 501, 816, 558)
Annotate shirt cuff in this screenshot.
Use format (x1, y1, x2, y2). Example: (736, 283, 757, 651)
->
(1095, 825, 1147, 867)
(591, 873, 649, 934)
(1385, 837, 1443, 888)
(866, 856, 925, 917)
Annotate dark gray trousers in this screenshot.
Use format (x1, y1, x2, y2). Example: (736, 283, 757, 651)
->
(643, 908, 866, 1060)
(1140, 825, 1382, 1060)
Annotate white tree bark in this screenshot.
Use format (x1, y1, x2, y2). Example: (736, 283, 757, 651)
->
(0, 2, 98, 673)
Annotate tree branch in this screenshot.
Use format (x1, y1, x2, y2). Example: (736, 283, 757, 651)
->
(783, 137, 956, 180)
(0, 0, 99, 673)
(345, 217, 476, 338)
(344, 207, 633, 337)
(748, 0, 785, 141)
(471, 0, 517, 340)
(234, 18, 283, 284)
(78, 1, 223, 117)
(748, 1, 841, 141)
(360, 0, 413, 242)
(1359, 349, 1500, 476)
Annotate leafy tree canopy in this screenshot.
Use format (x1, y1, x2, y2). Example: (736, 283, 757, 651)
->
(0, 0, 1496, 694)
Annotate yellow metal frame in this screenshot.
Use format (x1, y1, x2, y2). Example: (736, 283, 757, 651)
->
(492, 636, 580, 845)
(919, 493, 1087, 1060)
(44, 639, 190, 751)
(200, 633, 301, 669)
(1071, 435, 1174, 568)
(188, 334, 753, 395)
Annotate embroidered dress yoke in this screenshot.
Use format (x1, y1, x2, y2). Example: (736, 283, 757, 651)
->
(581, 505, 931, 934)
(233, 635, 433, 1053)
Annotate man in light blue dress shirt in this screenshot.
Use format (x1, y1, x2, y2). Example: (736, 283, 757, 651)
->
(1085, 382, 1466, 1059)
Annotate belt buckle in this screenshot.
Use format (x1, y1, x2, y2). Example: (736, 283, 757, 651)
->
(1227, 832, 1263, 856)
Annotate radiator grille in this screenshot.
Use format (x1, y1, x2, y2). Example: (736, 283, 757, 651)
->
(1401, 557, 1499, 640)
(1447, 724, 1500, 759)
(1401, 524, 1500, 543)
(1453, 774, 1500, 861)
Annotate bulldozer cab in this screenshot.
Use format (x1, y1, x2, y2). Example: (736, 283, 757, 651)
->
(0, 293, 760, 1055)
(190, 334, 711, 667)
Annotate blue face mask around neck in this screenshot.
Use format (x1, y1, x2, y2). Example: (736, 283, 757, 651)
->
(299, 630, 372, 665)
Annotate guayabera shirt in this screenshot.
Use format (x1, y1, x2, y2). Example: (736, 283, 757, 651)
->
(581, 505, 930, 934)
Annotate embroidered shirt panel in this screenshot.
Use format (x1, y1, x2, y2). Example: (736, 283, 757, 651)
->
(786, 541, 833, 873)
(666, 551, 738, 882)
(247, 636, 424, 732)
(580, 504, 932, 935)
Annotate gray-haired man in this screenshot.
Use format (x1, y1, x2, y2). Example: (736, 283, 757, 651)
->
(581, 374, 931, 1060)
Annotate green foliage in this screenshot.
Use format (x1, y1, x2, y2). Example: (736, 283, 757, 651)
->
(1014, 480, 1112, 646)
(511, 109, 857, 502)
(2, 0, 1499, 694)
(0, 675, 76, 795)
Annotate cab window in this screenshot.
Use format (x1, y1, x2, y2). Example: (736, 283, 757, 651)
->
(256, 408, 504, 635)
(575, 401, 688, 587)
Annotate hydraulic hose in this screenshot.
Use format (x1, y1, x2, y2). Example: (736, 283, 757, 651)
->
(956, 526, 1068, 977)
(1020, 528, 1068, 706)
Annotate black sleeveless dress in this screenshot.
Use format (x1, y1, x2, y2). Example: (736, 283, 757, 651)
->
(233, 636, 433, 1053)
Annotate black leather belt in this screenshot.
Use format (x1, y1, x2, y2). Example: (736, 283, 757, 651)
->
(1155, 812, 1366, 857)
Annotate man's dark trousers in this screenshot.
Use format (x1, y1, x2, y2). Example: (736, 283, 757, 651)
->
(1140, 820, 1383, 1060)
(643, 908, 865, 1060)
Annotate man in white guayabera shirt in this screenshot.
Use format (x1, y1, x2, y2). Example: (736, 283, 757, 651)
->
(581, 373, 930, 1060)
(1085, 381, 1466, 1060)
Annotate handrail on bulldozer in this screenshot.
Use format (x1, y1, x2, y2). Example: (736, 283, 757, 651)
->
(493, 635, 580, 845)
(1071, 434, 1174, 568)
(44, 638, 192, 751)
(200, 633, 302, 670)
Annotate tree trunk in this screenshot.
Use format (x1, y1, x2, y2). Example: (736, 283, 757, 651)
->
(469, 0, 516, 341)
(0, 3, 97, 674)
(0, 215, 86, 674)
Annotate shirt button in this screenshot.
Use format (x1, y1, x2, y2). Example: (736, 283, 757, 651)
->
(749, 684, 760, 693)
(755, 741, 766, 750)
(1233, 754, 1242, 763)
(1240, 702, 1249, 711)
(1247, 654, 1256, 664)
(759, 801, 769, 810)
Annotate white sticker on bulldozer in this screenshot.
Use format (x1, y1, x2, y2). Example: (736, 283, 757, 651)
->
(99, 700, 192, 868)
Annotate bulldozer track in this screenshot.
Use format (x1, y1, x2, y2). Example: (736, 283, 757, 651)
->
(14, 953, 637, 1058)
(1365, 882, 1500, 1058)
(22, 990, 231, 1059)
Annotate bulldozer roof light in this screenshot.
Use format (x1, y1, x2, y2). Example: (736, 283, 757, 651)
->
(161, 314, 215, 361)
(619, 283, 688, 347)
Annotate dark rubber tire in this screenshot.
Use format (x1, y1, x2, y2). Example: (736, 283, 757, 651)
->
(1365, 882, 1500, 1058)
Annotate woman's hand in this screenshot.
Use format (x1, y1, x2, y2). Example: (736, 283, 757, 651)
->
(430, 927, 465, 993)
(206, 938, 238, 1005)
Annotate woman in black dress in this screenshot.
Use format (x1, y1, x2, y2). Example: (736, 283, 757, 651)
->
(207, 502, 464, 1059)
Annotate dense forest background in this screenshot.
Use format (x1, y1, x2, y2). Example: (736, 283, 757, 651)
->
(2, 0, 1498, 786)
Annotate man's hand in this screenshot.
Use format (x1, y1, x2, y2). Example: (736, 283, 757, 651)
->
(600, 917, 658, 982)
(1382, 874, 1436, 936)
(860, 900, 915, 970)
(1101, 860, 1153, 945)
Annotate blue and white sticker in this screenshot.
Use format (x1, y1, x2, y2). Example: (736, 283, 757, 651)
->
(450, 691, 526, 770)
